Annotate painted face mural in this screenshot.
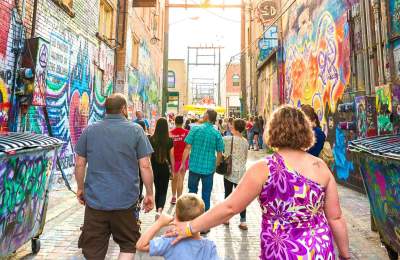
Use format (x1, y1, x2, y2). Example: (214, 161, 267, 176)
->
(282, 0, 351, 128)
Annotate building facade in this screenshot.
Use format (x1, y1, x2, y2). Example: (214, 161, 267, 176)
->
(167, 59, 187, 114)
(245, 0, 400, 191)
(115, 0, 165, 122)
(225, 62, 241, 117)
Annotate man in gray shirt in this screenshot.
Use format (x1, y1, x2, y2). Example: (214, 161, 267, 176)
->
(74, 93, 154, 260)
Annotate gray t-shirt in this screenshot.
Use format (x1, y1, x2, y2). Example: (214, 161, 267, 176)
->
(149, 236, 219, 260)
(75, 114, 153, 210)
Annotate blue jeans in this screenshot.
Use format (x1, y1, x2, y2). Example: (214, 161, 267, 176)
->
(188, 171, 214, 211)
(247, 131, 254, 148)
(258, 133, 264, 149)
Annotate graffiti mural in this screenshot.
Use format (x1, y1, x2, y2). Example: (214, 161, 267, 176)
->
(333, 126, 354, 181)
(24, 30, 114, 188)
(138, 41, 160, 119)
(392, 85, 400, 134)
(0, 149, 57, 255)
(127, 68, 140, 118)
(0, 79, 10, 132)
(389, 0, 400, 38)
(0, 0, 13, 59)
(376, 85, 393, 135)
(282, 0, 352, 128)
(355, 96, 377, 138)
(32, 40, 49, 106)
(358, 154, 400, 253)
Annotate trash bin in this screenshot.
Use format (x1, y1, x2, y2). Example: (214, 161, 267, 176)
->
(349, 135, 400, 260)
(0, 132, 63, 257)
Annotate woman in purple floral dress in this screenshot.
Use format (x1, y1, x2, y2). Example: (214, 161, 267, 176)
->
(168, 105, 350, 260)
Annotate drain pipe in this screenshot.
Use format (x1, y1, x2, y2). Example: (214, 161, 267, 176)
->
(372, 0, 384, 85)
(364, 0, 376, 94)
(359, 0, 370, 94)
(379, 0, 392, 82)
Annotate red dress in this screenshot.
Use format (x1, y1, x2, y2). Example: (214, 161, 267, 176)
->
(170, 127, 189, 173)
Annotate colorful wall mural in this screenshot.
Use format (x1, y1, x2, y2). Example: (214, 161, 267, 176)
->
(389, 0, 400, 38)
(355, 96, 377, 138)
(0, 149, 58, 255)
(376, 85, 393, 135)
(0, 0, 18, 133)
(282, 0, 352, 128)
(138, 41, 160, 120)
(22, 30, 114, 188)
(392, 85, 400, 134)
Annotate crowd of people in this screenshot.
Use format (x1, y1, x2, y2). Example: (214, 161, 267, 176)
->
(74, 93, 348, 260)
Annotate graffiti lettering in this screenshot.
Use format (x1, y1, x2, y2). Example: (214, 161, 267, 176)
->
(32, 41, 49, 106)
(0, 150, 56, 255)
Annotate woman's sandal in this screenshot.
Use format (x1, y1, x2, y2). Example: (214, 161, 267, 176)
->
(238, 223, 248, 230)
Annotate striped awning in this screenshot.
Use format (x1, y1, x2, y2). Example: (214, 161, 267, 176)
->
(0, 132, 63, 154)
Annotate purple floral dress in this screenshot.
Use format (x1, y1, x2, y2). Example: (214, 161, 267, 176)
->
(258, 153, 335, 260)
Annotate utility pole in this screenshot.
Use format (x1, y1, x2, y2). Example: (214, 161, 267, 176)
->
(240, 0, 248, 117)
(162, 0, 170, 116)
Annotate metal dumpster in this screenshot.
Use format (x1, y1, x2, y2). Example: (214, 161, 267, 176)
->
(0, 132, 63, 256)
(349, 135, 400, 259)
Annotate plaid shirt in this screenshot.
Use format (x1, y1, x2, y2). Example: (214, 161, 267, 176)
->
(185, 122, 224, 175)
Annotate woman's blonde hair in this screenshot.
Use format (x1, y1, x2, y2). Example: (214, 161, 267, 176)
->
(266, 105, 315, 151)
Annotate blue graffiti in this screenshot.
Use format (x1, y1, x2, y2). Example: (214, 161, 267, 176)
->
(333, 127, 353, 180)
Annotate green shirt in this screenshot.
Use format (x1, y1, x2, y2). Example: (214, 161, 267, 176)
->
(185, 122, 224, 175)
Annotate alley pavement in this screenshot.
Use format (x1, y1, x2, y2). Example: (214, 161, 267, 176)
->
(9, 151, 390, 260)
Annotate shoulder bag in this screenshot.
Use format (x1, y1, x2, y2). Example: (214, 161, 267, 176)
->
(216, 136, 234, 176)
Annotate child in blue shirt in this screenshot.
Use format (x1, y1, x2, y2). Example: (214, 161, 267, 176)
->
(136, 193, 219, 260)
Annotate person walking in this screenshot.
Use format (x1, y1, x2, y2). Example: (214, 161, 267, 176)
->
(134, 110, 150, 132)
(149, 118, 174, 217)
(170, 115, 189, 204)
(222, 119, 249, 230)
(246, 116, 254, 149)
(179, 109, 224, 233)
(301, 104, 326, 157)
(258, 115, 265, 149)
(252, 117, 261, 151)
(74, 94, 154, 260)
(169, 105, 350, 260)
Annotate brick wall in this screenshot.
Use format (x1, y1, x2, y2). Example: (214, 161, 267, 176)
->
(22, 0, 115, 188)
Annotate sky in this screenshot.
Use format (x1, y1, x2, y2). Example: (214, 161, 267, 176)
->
(168, 0, 242, 104)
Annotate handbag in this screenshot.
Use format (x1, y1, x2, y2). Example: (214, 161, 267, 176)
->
(216, 136, 234, 176)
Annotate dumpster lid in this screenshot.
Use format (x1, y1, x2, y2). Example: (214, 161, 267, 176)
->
(348, 135, 400, 159)
(0, 132, 64, 154)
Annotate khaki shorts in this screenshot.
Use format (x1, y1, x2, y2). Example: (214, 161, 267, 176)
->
(78, 205, 141, 259)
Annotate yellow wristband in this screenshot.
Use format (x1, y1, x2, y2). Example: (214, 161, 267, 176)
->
(185, 222, 193, 237)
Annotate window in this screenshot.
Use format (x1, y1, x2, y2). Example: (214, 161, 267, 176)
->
(99, 0, 114, 41)
(232, 74, 240, 86)
(131, 34, 139, 68)
(168, 71, 175, 88)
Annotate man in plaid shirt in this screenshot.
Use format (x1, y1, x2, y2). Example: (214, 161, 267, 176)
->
(179, 109, 224, 229)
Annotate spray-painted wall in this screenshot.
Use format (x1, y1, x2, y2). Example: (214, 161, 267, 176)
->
(19, 0, 115, 188)
(280, 0, 360, 185)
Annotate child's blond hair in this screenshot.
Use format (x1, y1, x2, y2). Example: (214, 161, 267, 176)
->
(175, 193, 205, 222)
